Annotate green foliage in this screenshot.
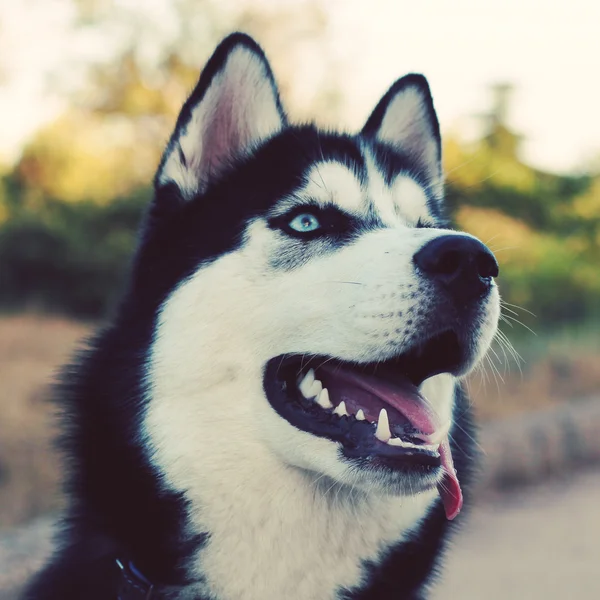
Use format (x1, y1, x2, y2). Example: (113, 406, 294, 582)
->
(2, 120, 600, 323)
(440, 83, 600, 328)
(0, 3, 598, 324)
(0, 192, 147, 317)
(446, 150, 600, 328)
(0, 0, 342, 319)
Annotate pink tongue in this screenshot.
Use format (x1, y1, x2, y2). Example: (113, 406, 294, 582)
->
(320, 366, 439, 434)
(438, 439, 463, 520)
(319, 365, 463, 520)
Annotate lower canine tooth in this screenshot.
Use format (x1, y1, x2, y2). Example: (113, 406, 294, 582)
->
(333, 401, 348, 416)
(299, 369, 316, 398)
(375, 408, 391, 442)
(387, 437, 419, 449)
(387, 437, 410, 447)
(387, 437, 440, 453)
(316, 388, 333, 409)
(355, 409, 365, 421)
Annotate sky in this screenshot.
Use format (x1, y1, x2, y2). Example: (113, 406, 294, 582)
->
(1, 0, 599, 174)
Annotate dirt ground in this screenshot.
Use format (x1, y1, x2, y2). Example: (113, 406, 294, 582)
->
(431, 468, 600, 599)
(0, 315, 90, 527)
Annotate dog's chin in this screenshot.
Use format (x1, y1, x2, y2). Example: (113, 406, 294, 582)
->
(334, 462, 443, 498)
(263, 327, 483, 517)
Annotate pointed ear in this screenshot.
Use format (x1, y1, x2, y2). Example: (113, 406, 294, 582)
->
(156, 33, 286, 200)
(362, 74, 442, 198)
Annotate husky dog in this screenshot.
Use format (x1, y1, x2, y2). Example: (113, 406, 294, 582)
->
(25, 33, 500, 600)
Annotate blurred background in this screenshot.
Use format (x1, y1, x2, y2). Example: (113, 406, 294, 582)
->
(1, 0, 599, 597)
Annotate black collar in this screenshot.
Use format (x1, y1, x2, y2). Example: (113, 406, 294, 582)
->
(116, 559, 154, 600)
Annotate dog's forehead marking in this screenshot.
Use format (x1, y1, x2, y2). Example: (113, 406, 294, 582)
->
(282, 155, 430, 229)
(389, 175, 431, 225)
(364, 150, 431, 227)
(300, 161, 364, 212)
(363, 152, 398, 226)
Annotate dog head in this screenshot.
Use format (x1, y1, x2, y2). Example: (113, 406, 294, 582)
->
(140, 34, 500, 520)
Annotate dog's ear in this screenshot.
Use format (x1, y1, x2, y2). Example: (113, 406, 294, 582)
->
(156, 33, 286, 200)
(362, 74, 442, 198)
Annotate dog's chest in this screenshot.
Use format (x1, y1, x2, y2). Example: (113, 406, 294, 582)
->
(184, 477, 436, 600)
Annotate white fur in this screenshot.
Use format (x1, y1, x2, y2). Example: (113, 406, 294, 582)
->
(145, 267, 441, 599)
(143, 155, 499, 599)
(145, 363, 437, 599)
(303, 162, 365, 213)
(363, 150, 399, 225)
(390, 175, 431, 226)
(159, 46, 283, 199)
(419, 373, 456, 427)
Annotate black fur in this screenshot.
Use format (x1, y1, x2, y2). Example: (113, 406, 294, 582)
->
(24, 33, 478, 600)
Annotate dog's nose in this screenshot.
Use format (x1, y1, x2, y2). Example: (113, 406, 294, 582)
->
(414, 235, 499, 302)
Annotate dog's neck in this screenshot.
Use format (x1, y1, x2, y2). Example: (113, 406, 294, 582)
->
(142, 375, 441, 600)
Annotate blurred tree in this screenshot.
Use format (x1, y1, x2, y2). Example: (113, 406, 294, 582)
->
(444, 84, 600, 326)
(0, 171, 8, 226)
(445, 84, 536, 195)
(10, 0, 339, 206)
(0, 193, 147, 316)
(1, 3, 599, 324)
(0, 0, 345, 317)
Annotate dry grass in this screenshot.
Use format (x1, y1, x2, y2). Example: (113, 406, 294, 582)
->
(469, 353, 600, 421)
(468, 326, 600, 421)
(1, 314, 599, 529)
(0, 315, 91, 529)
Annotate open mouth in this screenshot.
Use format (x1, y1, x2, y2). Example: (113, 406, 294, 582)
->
(263, 329, 466, 520)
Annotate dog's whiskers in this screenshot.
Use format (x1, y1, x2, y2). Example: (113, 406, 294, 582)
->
(500, 313, 537, 336)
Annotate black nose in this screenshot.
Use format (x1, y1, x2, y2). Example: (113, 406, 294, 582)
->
(414, 234, 499, 303)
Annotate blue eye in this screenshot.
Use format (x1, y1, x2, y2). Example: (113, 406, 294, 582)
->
(288, 213, 321, 233)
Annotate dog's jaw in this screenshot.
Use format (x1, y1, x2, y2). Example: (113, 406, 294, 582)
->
(143, 359, 446, 600)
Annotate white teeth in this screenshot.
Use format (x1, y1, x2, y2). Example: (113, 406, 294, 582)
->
(355, 409, 366, 421)
(316, 388, 333, 409)
(387, 437, 439, 453)
(387, 438, 407, 446)
(298, 369, 316, 398)
(424, 444, 439, 453)
(333, 400, 348, 417)
(387, 437, 412, 448)
(375, 408, 391, 442)
(307, 379, 323, 399)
